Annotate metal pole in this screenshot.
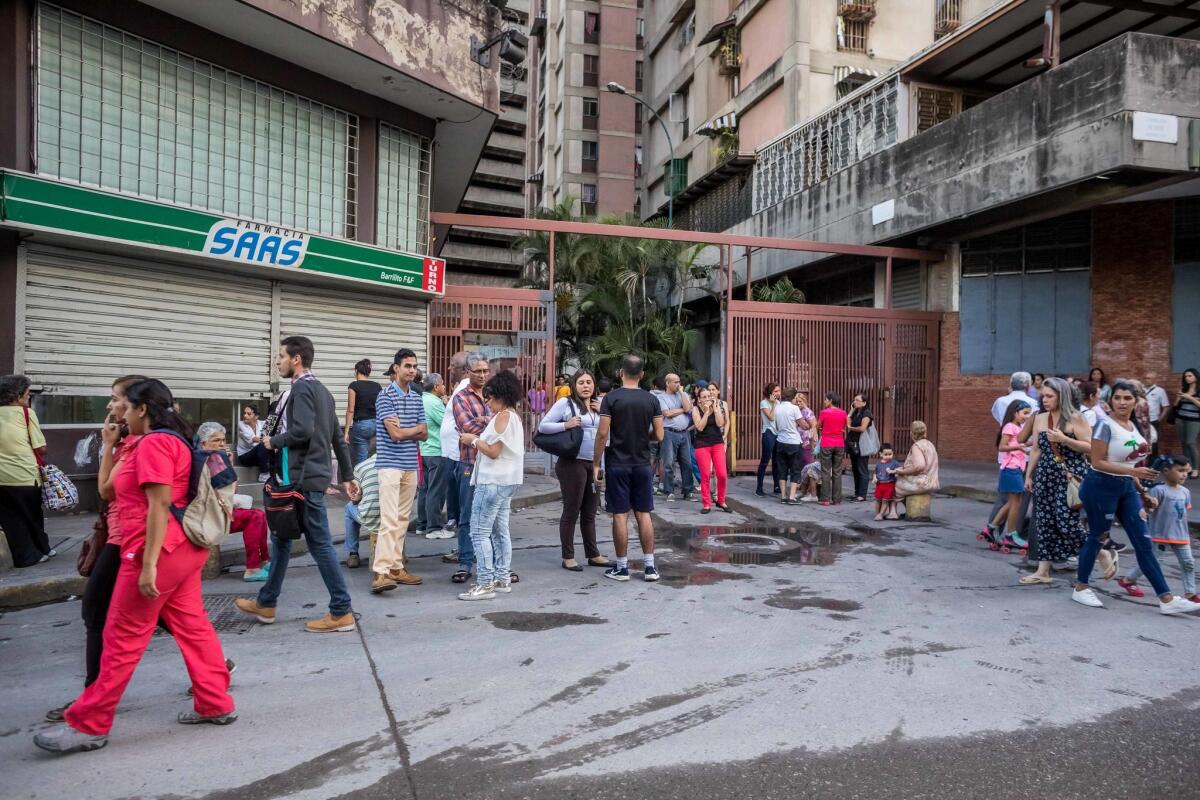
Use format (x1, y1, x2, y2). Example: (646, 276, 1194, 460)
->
(547, 231, 556, 389)
(723, 244, 733, 401)
(630, 95, 674, 228)
(885, 255, 893, 310)
(744, 246, 752, 299)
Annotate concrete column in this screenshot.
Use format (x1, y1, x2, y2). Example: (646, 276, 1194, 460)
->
(925, 244, 960, 312)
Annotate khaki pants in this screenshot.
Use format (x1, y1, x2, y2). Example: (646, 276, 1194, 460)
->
(374, 468, 418, 575)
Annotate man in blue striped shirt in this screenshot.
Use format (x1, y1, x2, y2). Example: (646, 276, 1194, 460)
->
(372, 348, 426, 593)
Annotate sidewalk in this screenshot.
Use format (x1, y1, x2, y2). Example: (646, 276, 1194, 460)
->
(0, 472, 561, 608)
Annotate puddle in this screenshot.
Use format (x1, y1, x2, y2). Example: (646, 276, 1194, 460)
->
(764, 587, 863, 612)
(481, 612, 608, 632)
(661, 522, 892, 568)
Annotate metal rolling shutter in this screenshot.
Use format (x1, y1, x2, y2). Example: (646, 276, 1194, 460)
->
(891, 263, 924, 309)
(22, 245, 273, 399)
(279, 284, 429, 417)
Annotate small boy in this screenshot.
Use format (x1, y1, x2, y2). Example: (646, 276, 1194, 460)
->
(872, 444, 902, 521)
(1118, 455, 1196, 602)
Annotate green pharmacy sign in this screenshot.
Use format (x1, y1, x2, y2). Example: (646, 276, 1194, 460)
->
(0, 171, 444, 295)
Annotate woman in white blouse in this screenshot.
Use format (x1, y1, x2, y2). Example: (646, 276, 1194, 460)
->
(538, 371, 610, 571)
(457, 370, 525, 601)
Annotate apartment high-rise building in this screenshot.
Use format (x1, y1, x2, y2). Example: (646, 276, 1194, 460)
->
(441, 1, 531, 286)
(526, 0, 644, 218)
(640, 0, 993, 231)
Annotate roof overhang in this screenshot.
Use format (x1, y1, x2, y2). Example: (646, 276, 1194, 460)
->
(903, 0, 1200, 91)
(697, 15, 736, 46)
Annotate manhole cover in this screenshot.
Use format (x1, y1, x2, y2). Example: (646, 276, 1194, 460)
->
(688, 533, 802, 565)
(154, 594, 255, 636)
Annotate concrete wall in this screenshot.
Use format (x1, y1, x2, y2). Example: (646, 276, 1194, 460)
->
(740, 86, 787, 153)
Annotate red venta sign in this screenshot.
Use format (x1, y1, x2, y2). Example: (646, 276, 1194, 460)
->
(422, 257, 446, 294)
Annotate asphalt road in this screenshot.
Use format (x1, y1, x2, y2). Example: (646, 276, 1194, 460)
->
(1, 480, 1197, 800)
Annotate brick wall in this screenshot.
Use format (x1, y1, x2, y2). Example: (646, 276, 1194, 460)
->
(936, 200, 1185, 463)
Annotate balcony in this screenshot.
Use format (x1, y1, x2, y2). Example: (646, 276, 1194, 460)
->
(837, 1, 877, 22)
(718, 30, 741, 76)
(935, 0, 961, 39)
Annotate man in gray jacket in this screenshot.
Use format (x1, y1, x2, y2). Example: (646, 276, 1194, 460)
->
(237, 336, 359, 633)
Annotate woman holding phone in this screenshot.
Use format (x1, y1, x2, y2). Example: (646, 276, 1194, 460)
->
(1072, 382, 1200, 614)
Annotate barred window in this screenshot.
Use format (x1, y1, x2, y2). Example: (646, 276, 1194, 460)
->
(376, 123, 431, 255)
(35, 3, 359, 238)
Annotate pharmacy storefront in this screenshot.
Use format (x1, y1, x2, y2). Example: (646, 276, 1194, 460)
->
(0, 170, 443, 455)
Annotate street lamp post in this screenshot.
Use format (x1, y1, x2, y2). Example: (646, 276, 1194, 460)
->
(605, 81, 674, 228)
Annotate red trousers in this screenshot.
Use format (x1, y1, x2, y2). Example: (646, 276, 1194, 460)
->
(65, 543, 234, 735)
(695, 443, 728, 508)
(234, 507, 270, 570)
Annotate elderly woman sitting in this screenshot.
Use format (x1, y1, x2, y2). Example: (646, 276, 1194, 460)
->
(893, 421, 940, 518)
(196, 421, 271, 582)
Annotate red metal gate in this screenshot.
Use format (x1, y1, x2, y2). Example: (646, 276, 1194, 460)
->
(729, 300, 941, 470)
(429, 285, 554, 468)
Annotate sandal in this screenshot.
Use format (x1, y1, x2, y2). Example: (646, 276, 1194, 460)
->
(451, 570, 470, 583)
(1097, 549, 1118, 581)
(1019, 574, 1052, 585)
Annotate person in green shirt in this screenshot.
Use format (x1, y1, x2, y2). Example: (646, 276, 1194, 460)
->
(417, 373, 453, 538)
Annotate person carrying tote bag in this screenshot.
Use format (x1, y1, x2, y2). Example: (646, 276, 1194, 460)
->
(0, 374, 57, 566)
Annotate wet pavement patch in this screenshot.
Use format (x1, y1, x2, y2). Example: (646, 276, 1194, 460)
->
(856, 547, 913, 557)
(481, 612, 608, 632)
(661, 522, 894, 571)
(763, 587, 862, 612)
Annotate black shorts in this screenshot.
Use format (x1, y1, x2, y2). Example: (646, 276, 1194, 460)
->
(605, 463, 655, 514)
(775, 443, 803, 482)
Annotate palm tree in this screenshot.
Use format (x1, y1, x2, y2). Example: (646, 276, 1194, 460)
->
(752, 276, 806, 304)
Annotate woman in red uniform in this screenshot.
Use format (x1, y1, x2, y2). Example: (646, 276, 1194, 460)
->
(35, 379, 237, 754)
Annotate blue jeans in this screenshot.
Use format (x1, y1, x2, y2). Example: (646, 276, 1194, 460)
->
(1127, 542, 1195, 596)
(456, 461, 477, 569)
(470, 483, 516, 585)
(258, 490, 353, 617)
(344, 502, 362, 557)
(445, 458, 461, 523)
(660, 428, 695, 497)
(349, 418, 375, 466)
(757, 430, 780, 493)
(417, 455, 448, 532)
(1078, 471, 1169, 596)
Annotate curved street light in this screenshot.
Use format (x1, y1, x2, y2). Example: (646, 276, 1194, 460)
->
(606, 81, 674, 228)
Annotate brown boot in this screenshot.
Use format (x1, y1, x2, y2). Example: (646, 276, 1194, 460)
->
(389, 568, 423, 586)
(234, 598, 276, 624)
(304, 612, 356, 633)
(371, 573, 398, 594)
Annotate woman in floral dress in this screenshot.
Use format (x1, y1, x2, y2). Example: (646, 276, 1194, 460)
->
(1019, 377, 1095, 585)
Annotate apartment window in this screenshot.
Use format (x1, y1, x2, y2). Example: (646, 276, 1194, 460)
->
(1173, 199, 1200, 370)
(664, 157, 688, 197)
(635, 60, 644, 92)
(582, 140, 598, 172)
(837, 19, 870, 53)
(634, 104, 643, 134)
(583, 54, 599, 87)
(634, 144, 642, 177)
(636, 17, 645, 48)
(959, 212, 1092, 374)
(582, 97, 598, 130)
(581, 183, 597, 215)
(36, 3, 359, 238)
(377, 123, 432, 254)
(536, 134, 545, 170)
(677, 12, 696, 50)
(584, 12, 600, 44)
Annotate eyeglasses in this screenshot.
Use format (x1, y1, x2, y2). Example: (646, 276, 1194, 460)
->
(470, 368, 489, 375)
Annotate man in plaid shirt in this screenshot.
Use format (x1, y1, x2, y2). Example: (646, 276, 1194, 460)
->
(450, 351, 492, 583)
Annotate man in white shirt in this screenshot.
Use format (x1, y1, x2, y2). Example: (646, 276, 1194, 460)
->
(773, 388, 805, 504)
(991, 372, 1034, 424)
(437, 352, 469, 555)
(1146, 381, 1170, 457)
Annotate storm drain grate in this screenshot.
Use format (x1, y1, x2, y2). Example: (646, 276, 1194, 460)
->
(153, 594, 256, 636)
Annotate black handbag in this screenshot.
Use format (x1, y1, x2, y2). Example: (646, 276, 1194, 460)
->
(264, 478, 306, 541)
(533, 398, 585, 458)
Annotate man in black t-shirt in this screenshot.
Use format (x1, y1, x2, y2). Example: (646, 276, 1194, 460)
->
(594, 354, 665, 582)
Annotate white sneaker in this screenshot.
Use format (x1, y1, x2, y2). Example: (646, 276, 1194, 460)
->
(1159, 596, 1200, 615)
(458, 583, 496, 601)
(800, 496, 817, 503)
(1071, 587, 1104, 608)
(493, 580, 512, 593)
(257, 472, 270, 483)
(426, 529, 455, 540)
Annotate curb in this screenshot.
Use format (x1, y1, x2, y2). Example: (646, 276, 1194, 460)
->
(1, 488, 564, 609)
(939, 484, 998, 503)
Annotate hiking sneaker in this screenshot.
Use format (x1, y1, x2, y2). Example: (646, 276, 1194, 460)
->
(458, 583, 496, 601)
(1071, 587, 1104, 608)
(1159, 596, 1200, 615)
(234, 598, 276, 624)
(371, 574, 398, 594)
(604, 565, 631, 582)
(426, 529, 455, 540)
(177, 709, 238, 726)
(187, 659, 235, 697)
(33, 724, 108, 754)
(493, 579, 513, 593)
(643, 565, 660, 582)
(389, 569, 423, 586)
(305, 613, 357, 633)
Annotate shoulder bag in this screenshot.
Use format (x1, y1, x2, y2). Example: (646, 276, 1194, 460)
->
(261, 392, 306, 540)
(1052, 438, 1084, 511)
(24, 407, 78, 511)
(1164, 399, 1179, 426)
(77, 507, 108, 577)
(533, 398, 584, 458)
(858, 420, 881, 457)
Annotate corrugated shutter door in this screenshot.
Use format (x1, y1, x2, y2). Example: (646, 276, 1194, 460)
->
(279, 284, 429, 417)
(891, 263, 923, 309)
(22, 245, 272, 398)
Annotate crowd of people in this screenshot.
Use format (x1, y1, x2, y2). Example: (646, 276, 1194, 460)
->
(984, 370, 1200, 615)
(6, 344, 1200, 755)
